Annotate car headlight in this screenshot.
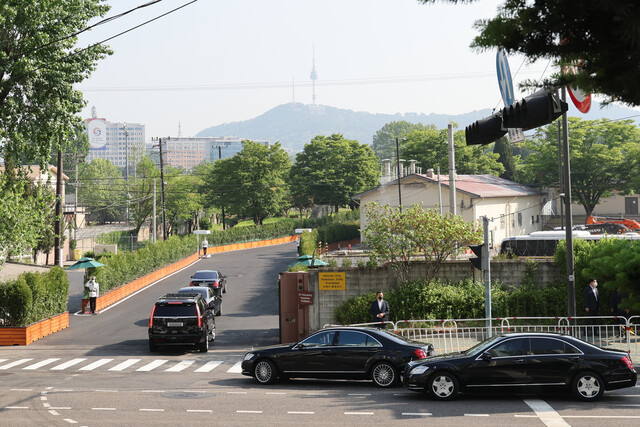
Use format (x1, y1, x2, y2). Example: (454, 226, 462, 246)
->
(243, 352, 255, 361)
(410, 365, 429, 375)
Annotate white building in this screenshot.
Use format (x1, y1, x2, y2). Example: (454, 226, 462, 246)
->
(86, 117, 145, 174)
(353, 169, 544, 249)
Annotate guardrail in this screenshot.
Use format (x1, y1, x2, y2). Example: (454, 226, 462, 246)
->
(325, 315, 639, 357)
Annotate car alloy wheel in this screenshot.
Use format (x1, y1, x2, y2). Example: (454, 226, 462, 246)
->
(572, 371, 604, 401)
(429, 372, 459, 401)
(254, 359, 278, 385)
(371, 362, 397, 387)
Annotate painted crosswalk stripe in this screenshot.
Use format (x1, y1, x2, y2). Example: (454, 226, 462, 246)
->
(194, 360, 222, 373)
(108, 359, 141, 371)
(23, 358, 60, 370)
(165, 360, 195, 372)
(136, 360, 168, 372)
(78, 359, 113, 371)
(51, 359, 87, 371)
(227, 361, 242, 373)
(0, 359, 7, 364)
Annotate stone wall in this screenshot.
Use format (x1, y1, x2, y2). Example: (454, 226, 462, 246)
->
(307, 258, 563, 330)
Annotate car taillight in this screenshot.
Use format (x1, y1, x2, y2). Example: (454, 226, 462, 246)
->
(189, 282, 195, 286)
(195, 304, 202, 327)
(213, 281, 219, 288)
(148, 305, 156, 328)
(622, 355, 634, 370)
(414, 348, 428, 359)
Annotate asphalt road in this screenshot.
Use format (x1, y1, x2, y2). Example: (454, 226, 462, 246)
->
(1, 241, 639, 426)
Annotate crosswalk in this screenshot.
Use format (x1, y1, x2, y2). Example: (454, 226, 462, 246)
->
(0, 357, 243, 374)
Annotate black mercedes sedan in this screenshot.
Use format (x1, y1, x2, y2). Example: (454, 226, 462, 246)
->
(403, 332, 636, 401)
(242, 327, 435, 387)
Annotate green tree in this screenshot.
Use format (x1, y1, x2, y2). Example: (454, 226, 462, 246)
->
(128, 157, 160, 234)
(402, 127, 504, 175)
(493, 136, 517, 181)
(290, 134, 380, 211)
(521, 118, 640, 216)
(362, 202, 482, 284)
(372, 121, 431, 160)
(164, 169, 203, 236)
(204, 141, 291, 225)
(78, 159, 126, 224)
(0, 1, 112, 166)
(419, 1, 640, 106)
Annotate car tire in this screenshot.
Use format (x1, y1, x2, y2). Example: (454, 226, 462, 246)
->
(371, 361, 398, 387)
(254, 359, 278, 385)
(223, 285, 226, 293)
(149, 341, 158, 352)
(199, 333, 209, 353)
(216, 307, 222, 316)
(572, 371, 605, 401)
(208, 327, 215, 342)
(428, 371, 459, 401)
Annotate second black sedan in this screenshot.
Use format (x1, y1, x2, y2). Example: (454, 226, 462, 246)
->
(403, 332, 637, 401)
(242, 327, 435, 387)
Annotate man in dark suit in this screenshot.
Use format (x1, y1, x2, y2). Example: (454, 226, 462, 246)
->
(583, 278, 600, 334)
(369, 291, 390, 329)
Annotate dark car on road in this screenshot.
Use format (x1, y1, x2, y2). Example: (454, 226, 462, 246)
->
(178, 286, 221, 316)
(242, 327, 435, 387)
(403, 332, 637, 401)
(190, 269, 226, 293)
(148, 293, 216, 353)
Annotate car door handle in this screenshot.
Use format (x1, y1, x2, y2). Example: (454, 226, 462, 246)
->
(514, 358, 525, 363)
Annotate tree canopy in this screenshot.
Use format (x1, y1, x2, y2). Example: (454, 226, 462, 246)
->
(290, 134, 380, 211)
(520, 118, 640, 217)
(419, 1, 640, 106)
(371, 121, 432, 160)
(78, 159, 126, 224)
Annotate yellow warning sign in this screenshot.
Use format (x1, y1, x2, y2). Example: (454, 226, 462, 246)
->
(319, 272, 346, 290)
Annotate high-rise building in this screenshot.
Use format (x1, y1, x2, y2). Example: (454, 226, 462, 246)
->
(86, 113, 145, 174)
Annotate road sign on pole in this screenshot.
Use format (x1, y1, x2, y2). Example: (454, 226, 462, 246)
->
(496, 49, 523, 143)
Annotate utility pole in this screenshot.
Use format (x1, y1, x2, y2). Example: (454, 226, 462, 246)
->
(218, 145, 225, 230)
(152, 137, 168, 241)
(482, 216, 492, 335)
(153, 178, 157, 243)
(448, 124, 457, 216)
(54, 140, 63, 267)
(394, 137, 406, 211)
(124, 123, 129, 227)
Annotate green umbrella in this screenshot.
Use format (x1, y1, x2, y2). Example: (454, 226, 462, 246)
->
(288, 255, 328, 268)
(65, 257, 106, 270)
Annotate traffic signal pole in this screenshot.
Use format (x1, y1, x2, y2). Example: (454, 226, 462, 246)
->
(482, 216, 491, 336)
(561, 87, 577, 320)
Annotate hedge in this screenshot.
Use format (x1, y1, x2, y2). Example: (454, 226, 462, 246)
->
(334, 279, 570, 325)
(0, 266, 69, 327)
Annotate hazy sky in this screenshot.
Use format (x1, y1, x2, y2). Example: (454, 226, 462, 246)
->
(77, 0, 557, 140)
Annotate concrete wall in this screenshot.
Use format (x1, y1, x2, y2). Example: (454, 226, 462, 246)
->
(306, 259, 563, 330)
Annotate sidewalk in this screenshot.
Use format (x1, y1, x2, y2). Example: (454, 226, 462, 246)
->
(0, 262, 51, 282)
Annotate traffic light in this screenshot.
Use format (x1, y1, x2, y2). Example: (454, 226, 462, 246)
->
(465, 114, 506, 146)
(502, 93, 568, 131)
(469, 244, 484, 271)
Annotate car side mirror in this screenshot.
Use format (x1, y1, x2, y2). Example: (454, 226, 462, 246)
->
(481, 352, 492, 361)
(295, 343, 305, 350)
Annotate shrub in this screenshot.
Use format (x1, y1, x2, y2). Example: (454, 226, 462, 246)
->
(341, 258, 352, 268)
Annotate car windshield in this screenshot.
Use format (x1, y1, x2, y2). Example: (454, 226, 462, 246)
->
(193, 271, 218, 280)
(463, 335, 503, 356)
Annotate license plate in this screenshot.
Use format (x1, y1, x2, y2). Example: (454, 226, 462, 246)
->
(167, 322, 183, 327)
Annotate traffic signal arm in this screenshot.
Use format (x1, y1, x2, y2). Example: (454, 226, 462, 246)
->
(469, 244, 484, 270)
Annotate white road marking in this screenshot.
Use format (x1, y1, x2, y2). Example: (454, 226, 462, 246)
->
(139, 408, 164, 412)
(288, 411, 314, 415)
(51, 359, 87, 371)
(465, 414, 490, 417)
(0, 359, 6, 364)
(136, 360, 168, 372)
(92, 408, 116, 411)
(49, 410, 60, 416)
(187, 409, 213, 413)
(236, 410, 262, 414)
(226, 391, 247, 394)
(402, 413, 432, 416)
(4, 406, 29, 409)
(10, 388, 33, 391)
(78, 359, 113, 371)
(165, 360, 195, 372)
(523, 399, 570, 427)
(306, 392, 327, 396)
(227, 361, 242, 373)
(40, 396, 47, 401)
(108, 359, 141, 371)
(23, 358, 60, 370)
(43, 403, 50, 408)
(94, 390, 118, 393)
(563, 415, 640, 419)
(265, 392, 286, 395)
(345, 412, 374, 415)
(63, 419, 78, 424)
(141, 390, 165, 393)
(50, 407, 71, 410)
(194, 360, 222, 372)
(348, 393, 371, 397)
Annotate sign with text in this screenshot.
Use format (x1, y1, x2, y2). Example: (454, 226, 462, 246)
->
(319, 272, 346, 291)
(297, 291, 314, 305)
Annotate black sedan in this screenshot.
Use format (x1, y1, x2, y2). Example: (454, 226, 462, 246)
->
(242, 327, 435, 387)
(189, 269, 226, 293)
(403, 332, 637, 401)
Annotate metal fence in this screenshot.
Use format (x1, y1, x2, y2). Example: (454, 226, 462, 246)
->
(324, 315, 639, 357)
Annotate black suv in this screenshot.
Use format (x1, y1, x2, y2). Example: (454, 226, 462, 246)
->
(148, 293, 216, 353)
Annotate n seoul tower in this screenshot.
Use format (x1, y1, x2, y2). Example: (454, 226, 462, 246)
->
(310, 46, 318, 105)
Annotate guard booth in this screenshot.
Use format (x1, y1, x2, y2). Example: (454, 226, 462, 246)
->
(279, 271, 311, 343)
